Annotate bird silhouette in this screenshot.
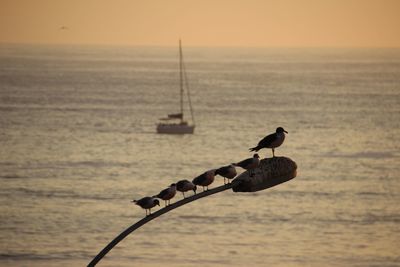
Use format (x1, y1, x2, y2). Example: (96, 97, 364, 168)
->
(192, 169, 216, 191)
(132, 197, 160, 216)
(176, 179, 197, 198)
(233, 154, 260, 177)
(250, 127, 288, 157)
(153, 184, 177, 206)
(215, 164, 237, 184)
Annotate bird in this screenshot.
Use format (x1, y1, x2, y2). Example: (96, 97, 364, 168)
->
(132, 196, 160, 216)
(232, 154, 260, 177)
(176, 179, 197, 198)
(249, 127, 288, 157)
(215, 164, 237, 184)
(192, 169, 216, 191)
(153, 183, 177, 206)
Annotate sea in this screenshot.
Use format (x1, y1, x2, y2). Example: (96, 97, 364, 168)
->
(0, 44, 399, 267)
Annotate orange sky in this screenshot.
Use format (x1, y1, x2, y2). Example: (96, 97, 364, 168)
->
(1, 0, 399, 47)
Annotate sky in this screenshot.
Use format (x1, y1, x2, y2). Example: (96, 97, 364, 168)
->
(1, 0, 400, 47)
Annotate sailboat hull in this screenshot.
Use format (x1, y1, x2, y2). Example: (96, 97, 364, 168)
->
(156, 123, 195, 134)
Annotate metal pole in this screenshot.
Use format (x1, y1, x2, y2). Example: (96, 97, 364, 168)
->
(88, 183, 235, 267)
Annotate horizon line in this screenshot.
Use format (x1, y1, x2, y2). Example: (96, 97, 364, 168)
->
(1, 41, 400, 50)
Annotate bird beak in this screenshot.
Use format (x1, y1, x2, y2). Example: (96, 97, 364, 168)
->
(284, 130, 288, 134)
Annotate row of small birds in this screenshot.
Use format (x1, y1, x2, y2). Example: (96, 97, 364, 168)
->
(132, 127, 288, 216)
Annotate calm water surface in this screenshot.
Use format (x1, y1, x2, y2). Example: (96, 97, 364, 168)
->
(0, 44, 399, 266)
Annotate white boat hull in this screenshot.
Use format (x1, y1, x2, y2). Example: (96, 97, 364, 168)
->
(157, 123, 195, 134)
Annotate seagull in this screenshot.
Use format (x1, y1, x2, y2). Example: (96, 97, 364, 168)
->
(176, 179, 197, 198)
(153, 183, 177, 206)
(192, 169, 216, 191)
(232, 154, 260, 177)
(132, 196, 160, 216)
(215, 164, 237, 184)
(249, 127, 288, 157)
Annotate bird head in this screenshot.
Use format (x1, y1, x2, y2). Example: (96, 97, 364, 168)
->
(154, 199, 160, 206)
(253, 153, 260, 158)
(276, 127, 288, 134)
(170, 183, 176, 187)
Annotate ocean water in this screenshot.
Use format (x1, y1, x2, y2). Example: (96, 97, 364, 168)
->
(0, 44, 399, 267)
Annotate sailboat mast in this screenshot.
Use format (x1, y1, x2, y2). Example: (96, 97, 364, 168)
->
(182, 60, 195, 126)
(179, 39, 184, 122)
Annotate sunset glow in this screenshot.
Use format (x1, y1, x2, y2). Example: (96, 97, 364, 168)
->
(1, 0, 400, 47)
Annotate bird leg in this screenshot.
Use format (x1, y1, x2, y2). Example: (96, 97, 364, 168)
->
(182, 192, 185, 198)
(272, 148, 275, 158)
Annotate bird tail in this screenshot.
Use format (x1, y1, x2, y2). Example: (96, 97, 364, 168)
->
(249, 146, 259, 152)
(231, 162, 238, 166)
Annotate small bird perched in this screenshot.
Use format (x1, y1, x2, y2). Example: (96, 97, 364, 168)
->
(215, 164, 237, 184)
(192, 169, 216, 191)
(176, 179, 197, 198)
(132, 197, 160, 216)
(232, 154, 260, 177)
(153, 183, 177, 206)
(249, 127, 288, 157)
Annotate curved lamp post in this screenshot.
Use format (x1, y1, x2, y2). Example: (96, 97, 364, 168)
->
(88, 156, 297, 266)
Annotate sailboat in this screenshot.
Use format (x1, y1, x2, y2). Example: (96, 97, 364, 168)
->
(156, 40, 195, 134)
